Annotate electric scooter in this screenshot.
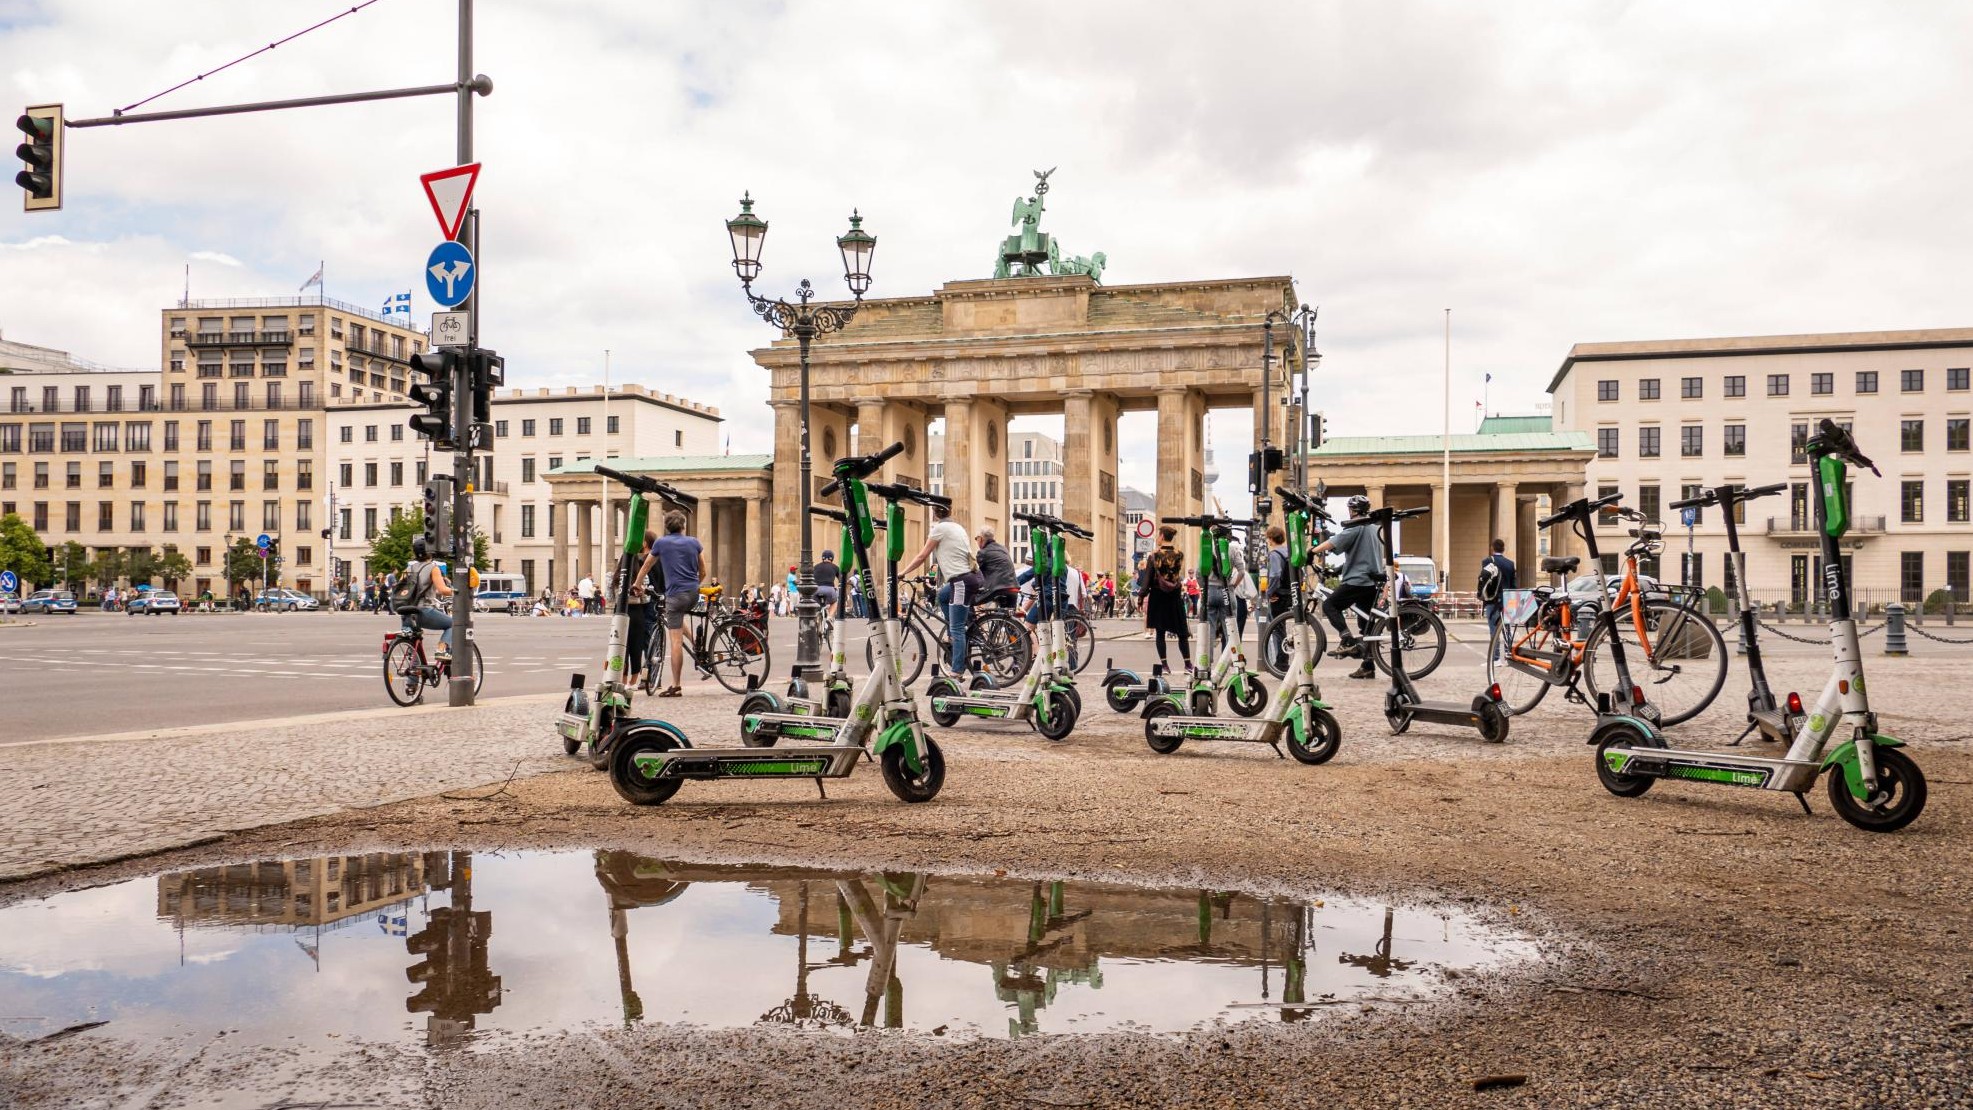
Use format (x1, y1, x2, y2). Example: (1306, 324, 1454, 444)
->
(1139, 490, 1341, 763)
(1667, 481, 1798, 746)
(735, 506, 869, 736)
(556, 467, 699, 769)
(922, 512, 1083, 741)
(607, 442, 947, 805)
(1593, 421, 1926, 831)
(1359, 505, 1512, 742)
(1128, 514, 1270, 719)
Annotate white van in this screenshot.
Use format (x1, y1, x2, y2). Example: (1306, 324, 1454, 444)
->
(1393, 555, 1439, 599)
(474, 572, 530, 613)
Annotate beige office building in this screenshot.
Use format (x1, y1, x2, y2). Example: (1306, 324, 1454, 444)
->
(1550, 328, 1973, 607)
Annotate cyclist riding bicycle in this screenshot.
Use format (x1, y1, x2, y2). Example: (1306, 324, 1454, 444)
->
(1311, 494, 1381, 680)
(399, 535, 455, 663)
(901, 501, 983, 679)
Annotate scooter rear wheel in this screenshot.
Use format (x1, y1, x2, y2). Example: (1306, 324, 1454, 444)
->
(1287, 705, 1342, 765)
(1143, 700, 1183, 754)
(609, 725, 687, 806)
(825, 686, 852, 719)
(1593, 720, 1662, 797)
(1477, 700, 1510, 744)
(1104, 675, 1142, 714)
(927, 677, 962, 728)
(738, 691, 779, 748)
(880, 735, 945, 803)
(1826, 746, 1926, 833)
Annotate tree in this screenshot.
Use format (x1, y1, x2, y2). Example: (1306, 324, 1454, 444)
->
(127, 546, 160, 587)
(368, 503, 490, 576)
(158, 546, 193, 587)
(224, 538, 265, 600)
(56, 541, 88, 591)
(0, 512, 53, 591)
(88, 548, 128, 591)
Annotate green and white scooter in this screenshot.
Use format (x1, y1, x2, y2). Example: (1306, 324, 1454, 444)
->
(735, 505, 868, 737)
(1132, 514, 1270, 719)
(922, 512, 1084, 741)
(608, 441, 947, 805)
(1593, 419, 1927, 831)
(1141, 493, 1341, 762)
(556, 466, 698, 769)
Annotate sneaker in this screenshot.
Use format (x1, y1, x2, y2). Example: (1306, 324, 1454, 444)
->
(1348, 663, 1376, 679)
(1333, 638, 1361, 659)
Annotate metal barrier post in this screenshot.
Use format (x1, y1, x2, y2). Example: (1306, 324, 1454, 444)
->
(1883, 602, 1908, 656)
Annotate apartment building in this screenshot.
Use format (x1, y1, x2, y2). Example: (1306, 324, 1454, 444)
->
(1550, 328, 1973, 606)
(0, 296, 429, 597)
(330, 384, 722, 591)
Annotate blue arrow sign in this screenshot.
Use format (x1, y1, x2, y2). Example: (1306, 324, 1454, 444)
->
(256, 533, 272, 549)
(425, 240, 475, 308)
(1680, 507, 1696, 528)
(0, 570, 17, 592)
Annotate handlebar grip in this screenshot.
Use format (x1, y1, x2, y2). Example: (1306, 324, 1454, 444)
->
(1667, 495, 1710, 510)
(818, 479, 840, 498)
(1393, 507, 1429, 521)
(808, 506, 847, 520)
(594, 464, 633, 485)
(1746, 482, 1788, 499)
(874, 440, 906, 467)
(1591, 491, 1624, 510)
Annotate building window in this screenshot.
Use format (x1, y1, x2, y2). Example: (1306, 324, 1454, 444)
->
(495, 420, 509, 438)
(66, 461, 81, 489)
(1950, 368, 1970, 392)
(549, 418, 565, 436)
(0, 462, 12, 490)
(674, 429, 684, 448)
(1948, 552, 1970, 603)
(296, 501, 311, 532)
(365, 463, 378, 487)
(521, 504, 536, 538)
(1680, 425, 1703, 457)
(1680, 377, 1702, 399)
(1949, 480, 1969, 524)
(1638, 378, 1660, 400)
(1766, 374, 1789, 397)
(338, 508, 352, 541)
(261, 501, 279, 531)
(1637, 484, 1661, 524)
(33, 462, 47, 489)
(197, 460, 212, 491)
(416, 459, 428, 484)
(548, 456, 563, 471)
(522, 458, 536, 483)
(1901, 368, 1924, 392)
(263, 460, 279, 490)
(230, 460, 246, 491)
(130, 461, 147, 488)
(1723, 424, 1746, 457)
(389, 423, 404, 442)
(1810, 372, 1833, 396)
(1597, 380, 1618, 402)
(1902, 481, 1924, 523)
(93, 422, 118, 451)
(577, 416, 593, 435)
(1638, 426, 1660, 458)
(390, 461, 404, 487)
(607, 415, 620, 434)
(163, 502, 178, 531)
(1791, 423, 1810, 465)
(1856, 371, 1878, 394)
(1949, 419, 1970, 452)
(130, 502, 146, 532)
(264, 419, 279, 450)
(297, 460, 312, 491)
(1901, 552, 1924, 603)
(297, 419, 313, 450)
(1724, 375, 1746, 398)
(338, 463, 353, 488)
(365, 425, 378, 442)
(96, 501, 113, 531)
(97, 461, 113, 488)
(1902, 420, 1924, 452)
(65, 502, 80, 530)
(340, 426, 353, 443)
(229, 420, 246, 451)
(364, 508, 378, 538)
(522, 419, 536, 436)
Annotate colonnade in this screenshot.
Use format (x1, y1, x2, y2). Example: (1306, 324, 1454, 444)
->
(546, 490, 771, 595)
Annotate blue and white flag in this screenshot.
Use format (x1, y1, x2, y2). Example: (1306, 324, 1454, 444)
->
(382, 292, 412, 319)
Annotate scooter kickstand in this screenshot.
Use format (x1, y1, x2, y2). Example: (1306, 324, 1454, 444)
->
(815, 777, 828, 800)
(1794, 792, 1811, 816)
(1727, 722, 1757, 748)
(1267, 741, 1286, 760)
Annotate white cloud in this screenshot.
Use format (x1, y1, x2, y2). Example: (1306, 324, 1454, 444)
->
(187, 249, 241, 267)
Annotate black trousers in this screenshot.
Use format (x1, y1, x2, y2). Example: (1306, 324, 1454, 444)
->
(1323, 583, 1379, 641)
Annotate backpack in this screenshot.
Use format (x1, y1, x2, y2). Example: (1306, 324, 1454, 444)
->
(1478, 557, 1503, 603)
(389, 562, 426, 613)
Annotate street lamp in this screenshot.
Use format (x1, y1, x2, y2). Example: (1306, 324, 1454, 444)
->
(726, 193, 876, 686)
(1290, 305, 1320, 492)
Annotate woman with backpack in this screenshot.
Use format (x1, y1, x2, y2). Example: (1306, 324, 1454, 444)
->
(1141, 525, 1191, 675)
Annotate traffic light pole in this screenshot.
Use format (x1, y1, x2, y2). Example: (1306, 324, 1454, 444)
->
(448, 0, 477, 707)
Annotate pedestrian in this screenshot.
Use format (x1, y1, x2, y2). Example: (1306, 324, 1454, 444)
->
(625, 532, 661, 689)
(1183, 570, 1202, 621)
(652, 510, 707, 697)
(1141, 526, 1191, 674)
(900, 502, 982, 680)
(1204, 538, 1254, 654)
(769, 579, 786, 617)
(1478, 537, 1518, 639)
(578, 574, 597, 615)
(1311, 495, 1384, 679)
(783, 566, 799, 614)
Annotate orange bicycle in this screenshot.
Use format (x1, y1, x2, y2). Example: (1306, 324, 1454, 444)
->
(1487, 495, 1726, 726)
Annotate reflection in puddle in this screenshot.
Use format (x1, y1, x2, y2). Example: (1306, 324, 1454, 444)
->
(0, 850, 1539, 1050)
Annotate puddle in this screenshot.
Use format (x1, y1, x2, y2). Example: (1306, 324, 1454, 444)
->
(0, 851, 1540, 1050)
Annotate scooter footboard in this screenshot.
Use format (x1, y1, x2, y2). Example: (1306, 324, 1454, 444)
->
(741, 711, 846, 743)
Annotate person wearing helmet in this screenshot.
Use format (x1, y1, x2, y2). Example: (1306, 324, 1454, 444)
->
(1311, 493, 1382, 679)
(404, 535, 456, 661)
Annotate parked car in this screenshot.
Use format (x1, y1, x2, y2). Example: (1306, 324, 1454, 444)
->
(21, 589, 78, 615)
(253, 587, 321, 612)
(1394, 555, 1440, 599)
(0, 593, 21, 614)
(128, 590, 182, 615)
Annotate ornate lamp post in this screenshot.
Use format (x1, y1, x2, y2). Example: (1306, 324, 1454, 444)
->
(726, 194, 876, 684)
(1290, 304, 1320, 491)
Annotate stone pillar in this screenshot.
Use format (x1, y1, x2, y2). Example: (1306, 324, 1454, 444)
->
(1062, 390, 1122, 578)
(1562, 482, 1589, 563)
(770, 400, 803, 582)
(857, 399, 929, 558)
(1363, 483, 1386, 510)
(552, 495, 569, 593)
(1155, 388, 1206, 534)
(575, 500, 594, 584)
(1431, 482, 1451, 580)
(1517, 497, 1539, 580)
(744, 494, 767, 589)
(1493, 482, 1519, 567)
(942, 396, 1010, 543)
(943, 398, 975, 537)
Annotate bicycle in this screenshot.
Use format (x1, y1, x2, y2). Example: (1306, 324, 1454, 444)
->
(1487, 497, 1727, 726)
(1259, 566, 1448, 682)
(863, 575, 1032, 686)
(381, 614, 484, 706)
(643, 584, 772, 696)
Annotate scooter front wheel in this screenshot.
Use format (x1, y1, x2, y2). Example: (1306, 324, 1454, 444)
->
(609, 725, 687, 806)
(825, 686, 852, 719)
(1593, 720, 1662, 797)
(1037, 688, 1078, 742)
(880, 735, 945, 803)
(1059, 683, 1082, 717)
(738, 691, 780, 748)
(1228, 673, 1268, 718)
(1287, 705, 1341, 765)
(1143, 700, 1183, 754)
(926, 677, 962, 728)
(1104, 674, 1142, 714)
(1826, 746, 1926, 833)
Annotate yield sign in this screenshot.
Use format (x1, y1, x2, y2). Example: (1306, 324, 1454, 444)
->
(420, 162, 481, 242)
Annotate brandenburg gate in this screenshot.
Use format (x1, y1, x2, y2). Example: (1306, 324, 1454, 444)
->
(753, 272, 1298, 579)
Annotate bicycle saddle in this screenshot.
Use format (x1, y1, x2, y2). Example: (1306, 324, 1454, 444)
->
(1541, 556, 1580, 574)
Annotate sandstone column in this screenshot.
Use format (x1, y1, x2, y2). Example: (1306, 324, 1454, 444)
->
(943, 398, 974, 538)
(552, 495, 569, 593)
(744, 494, 766, 588)
(1062, 390, 1122, 578)
(1155, 388, 1206, 534)
(1493, 482, 1519, 566)
(771, 400, 802, 579)
(857, 399, 929, 557)
(575, 500, 594, 584)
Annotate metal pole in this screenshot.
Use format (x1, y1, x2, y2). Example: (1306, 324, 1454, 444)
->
(793, 324, 821, 682)
(65, 81, 469, 128)
(447, 0, 476, 707)
(1441, 308, 1451, 570)
(600, 350, 611, 600)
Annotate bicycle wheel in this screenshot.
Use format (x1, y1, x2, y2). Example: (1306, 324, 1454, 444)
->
(382, 639, 424, 706)
(865, 617, 929, 686)
(970, 611, 1033, 685)
(1064, 615, 1095, 673)
(1485, 611, 1554, 717)
(1583, 597, 1727, 727)
(706, 618, 772, 695)
(641, 623, 665, 695)
(1262, 615, 1326, 678)
(1366, 604, 1448, 681)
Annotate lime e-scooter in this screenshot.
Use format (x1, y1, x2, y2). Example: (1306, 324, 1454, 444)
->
(1594, 420, 1926, 831)
(736, 505, 869, 734)
(922, 512, 1083, 741)
(1667, 481, 1799, 746)
(1131, 514, 1270, 719)
(1139, 493, 1341, 762)
(1361, 505, 1512, 742)
(607, 442, 947, 805)
(557, 466, 699, 768)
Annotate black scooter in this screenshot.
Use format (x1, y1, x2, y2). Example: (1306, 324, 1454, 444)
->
(1667, 482, 1798, 746)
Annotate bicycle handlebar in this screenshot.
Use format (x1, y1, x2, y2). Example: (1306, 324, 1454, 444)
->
(1273, 486, 1332, 519)
(594, 465, 699, 507)
(866, 481, 951, 509)
(818, 441, 907, 497)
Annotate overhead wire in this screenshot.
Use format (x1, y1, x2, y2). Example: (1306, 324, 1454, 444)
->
(115, 1, 389, 117)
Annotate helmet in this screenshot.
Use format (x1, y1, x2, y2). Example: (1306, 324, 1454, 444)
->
(412, 535, 430, 560)
(1347, 495, 1372, 519)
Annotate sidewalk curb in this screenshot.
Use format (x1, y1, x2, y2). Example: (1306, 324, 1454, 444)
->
(0, 691, 554, 750)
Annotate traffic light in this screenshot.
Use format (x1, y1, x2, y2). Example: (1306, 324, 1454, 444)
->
(15, 104, 62, 211)
(408, 349, 458, 446)
(423, 475, 456, 559)
(1309, 412, 1328, 451)
(468, 348, 503, 448)
(1247, 446, 1285, 492)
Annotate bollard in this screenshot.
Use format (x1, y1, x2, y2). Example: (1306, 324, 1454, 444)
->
(1884, 602, 1908, 656)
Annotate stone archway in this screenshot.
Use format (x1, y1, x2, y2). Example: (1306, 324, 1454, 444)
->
(753, 274, 1297, 577)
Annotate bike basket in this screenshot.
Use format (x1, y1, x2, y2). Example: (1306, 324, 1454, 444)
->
(1502, 589, 1541, 624)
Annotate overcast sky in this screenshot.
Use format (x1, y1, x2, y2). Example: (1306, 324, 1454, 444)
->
(5, 1, 1971, 509)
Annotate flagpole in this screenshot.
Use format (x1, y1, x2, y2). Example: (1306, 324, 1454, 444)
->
(1441, 308, 1451, 578)
(600, 349, 611, 602)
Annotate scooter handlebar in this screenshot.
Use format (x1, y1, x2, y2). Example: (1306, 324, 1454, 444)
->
(819, 441, 908, 497)
(866, 481, 951, 510)
(1808, 417, 1879, 474)
(594, 465, 698, 507)
(1538, 490, 1622, 529)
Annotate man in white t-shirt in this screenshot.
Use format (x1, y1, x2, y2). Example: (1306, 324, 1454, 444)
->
(901, 503, 982, 677)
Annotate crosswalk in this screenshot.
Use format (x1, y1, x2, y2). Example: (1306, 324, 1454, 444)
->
(0, 648, 597, 682)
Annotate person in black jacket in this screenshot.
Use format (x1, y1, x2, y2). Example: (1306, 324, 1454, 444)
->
(975, 528, 1017, 604)
(1478, 538, 1517, 638)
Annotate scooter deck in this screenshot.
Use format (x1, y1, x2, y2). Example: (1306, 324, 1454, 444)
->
(1145, 715, 1283, 744)
(632, 743, 865, 781)
(931, 693, 1032, 720)
(1603, 743, 1818, 793)
(1389, 700, 1485, 726)
(743, 711, 850, 743)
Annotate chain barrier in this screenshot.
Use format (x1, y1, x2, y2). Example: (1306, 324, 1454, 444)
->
(1908, 623, 1973, 645)
(1751, 616, 1887, 643)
